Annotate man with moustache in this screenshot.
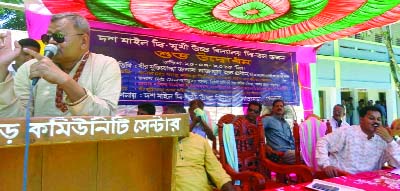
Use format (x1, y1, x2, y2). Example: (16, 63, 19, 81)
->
(263, 99, 296, 164)
(235, 100, 263, 126)
(316, 106, 400, 177)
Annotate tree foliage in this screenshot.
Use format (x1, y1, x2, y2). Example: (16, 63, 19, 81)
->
(0, 0, 25, 30)
(381, 26, 400, 98)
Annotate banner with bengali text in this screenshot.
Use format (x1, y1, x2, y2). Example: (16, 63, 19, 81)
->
(90, 22, 300, 107)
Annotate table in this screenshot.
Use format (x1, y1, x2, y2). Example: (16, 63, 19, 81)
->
(264, 170, 400, 191)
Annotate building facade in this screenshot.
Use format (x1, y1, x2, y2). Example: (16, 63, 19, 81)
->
(314, 30, 400, 125)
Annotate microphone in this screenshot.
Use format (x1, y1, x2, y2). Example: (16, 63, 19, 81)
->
(31, 44, 58, 86)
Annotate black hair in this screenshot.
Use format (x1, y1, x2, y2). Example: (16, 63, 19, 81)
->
(272, 99, 285, 107)
(334, 104, 345, 110)
(165, 104, 186, 114)
(18, 38, 40, 50)
(189, 99, 204, 109)
(138, 103, 156, 115)
(359, 106, 381, 118)
(248, 101, 262, 111)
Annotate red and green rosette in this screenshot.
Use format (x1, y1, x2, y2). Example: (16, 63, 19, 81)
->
(41, 0, 400, 45)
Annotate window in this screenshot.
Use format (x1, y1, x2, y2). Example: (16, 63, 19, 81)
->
(375, 34, 383, 43)
(354, 33, 362, 39)
(396, 38, 400, 46)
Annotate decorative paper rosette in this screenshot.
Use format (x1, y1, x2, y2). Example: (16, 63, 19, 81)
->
(26, 0, 400, 45)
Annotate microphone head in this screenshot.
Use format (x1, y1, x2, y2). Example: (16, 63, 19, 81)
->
(44, 44, 58, 58)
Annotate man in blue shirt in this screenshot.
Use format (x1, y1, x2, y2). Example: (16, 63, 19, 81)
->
(263, 99, 295, 164)
(374, 100, 387, 126)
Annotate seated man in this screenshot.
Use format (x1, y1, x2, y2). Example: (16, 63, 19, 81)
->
(137, 102, 155, 115)
(188, 99, 215, 141)
(390, 119, 400, 143)
(316, 106, 400, 177)
(226, 101, 262, 129)
(329, 104, 349, 130)
(243, 100, 262, 125)
(164, 104, 235, 191)
(263, 99, 295, 164)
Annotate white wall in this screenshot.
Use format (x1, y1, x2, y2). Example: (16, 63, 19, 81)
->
(316, 57, 394, 126)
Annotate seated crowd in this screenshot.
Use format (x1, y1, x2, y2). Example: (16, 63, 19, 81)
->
(166, 99, 400, 190)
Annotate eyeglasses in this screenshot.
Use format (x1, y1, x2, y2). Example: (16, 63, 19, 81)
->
(41, 32, 84, 44)
(248, 108, 260, 114)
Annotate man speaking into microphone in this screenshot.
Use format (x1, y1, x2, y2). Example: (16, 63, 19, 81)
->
(0, 12, 121, 117)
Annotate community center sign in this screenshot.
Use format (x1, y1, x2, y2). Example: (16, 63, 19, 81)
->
(0, 114, 189, 147)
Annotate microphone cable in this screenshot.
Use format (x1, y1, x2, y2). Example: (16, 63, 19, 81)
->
(22, 83, 35, 191)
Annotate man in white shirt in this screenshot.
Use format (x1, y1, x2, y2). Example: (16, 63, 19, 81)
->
(316, 106, 400, 177)
(0, 13, 121, 117)
(329, 104, 349, 130)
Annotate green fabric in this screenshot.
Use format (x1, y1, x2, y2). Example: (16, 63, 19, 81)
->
(86, 0, 142, 26)
(229, 2, 275, 20)
(173, 0, 327, 34)
(272, 0, 400, 44)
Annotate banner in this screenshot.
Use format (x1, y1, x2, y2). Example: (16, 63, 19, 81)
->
(90, 22, 300, 107)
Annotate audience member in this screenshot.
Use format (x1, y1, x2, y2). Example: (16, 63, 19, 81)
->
(0, 38, 40, 78)
(164, 104, 235, 191)
(244, 101, 262, 124)
(329, 104, 349, 130)
(0, 12, 121, 117)
(263, 99, 295, 164)
(233, 101, 263, 132)
(357, 99, 365, 118)
(0, 38, 41, 117)
(137, 102, 156, 115)
(390, 119, 400, 143)
(345, 97, 354, 125)
(316, 106, 400, 177)
(188, 99, 215, 141)
(375, 100, 387, 126)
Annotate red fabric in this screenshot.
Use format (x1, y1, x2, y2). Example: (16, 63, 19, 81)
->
(212, 0, 290, 24)
(294, 4, 400, 45)
(263, 170, 400, 191)
(42, 0, 97, 20)
(132, 0, 366, 42)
